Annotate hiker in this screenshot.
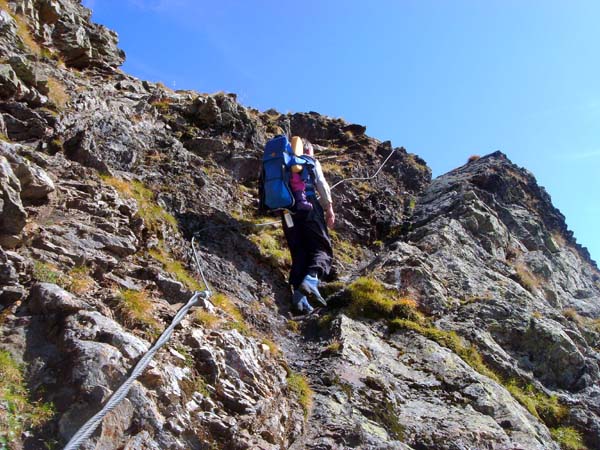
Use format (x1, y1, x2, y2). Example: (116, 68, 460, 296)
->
(283, 140, 335, 313)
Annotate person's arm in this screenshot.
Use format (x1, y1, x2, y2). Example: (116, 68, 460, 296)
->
(314, 160, 335, 228)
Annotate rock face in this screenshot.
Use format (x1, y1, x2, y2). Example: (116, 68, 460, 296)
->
(0, 1, 599, 450)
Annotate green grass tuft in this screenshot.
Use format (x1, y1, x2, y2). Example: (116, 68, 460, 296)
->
(329, 230, 363, 265)
(100, 176, 178, 234)
(0, 351, 54, 446)
(149, 244, 204, 292)
(550, 426, 586, 450)
(390, 318, 499, 382)
(287, 372, 313, 418)
(32, 261, 68, 287)
(506, 380, 568, 426)
(212, 293, 249, 335)
(249, 227, 290, 268)
(390, 318, 574, 439)
(344, 277, 423, 322)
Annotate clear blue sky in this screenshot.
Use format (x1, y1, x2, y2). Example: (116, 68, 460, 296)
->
(84, 0, 600, 264)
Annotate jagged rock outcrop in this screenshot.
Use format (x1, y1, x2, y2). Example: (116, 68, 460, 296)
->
(0, 1, 598, 450)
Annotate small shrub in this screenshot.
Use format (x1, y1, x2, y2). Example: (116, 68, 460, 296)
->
(467, 155, 481, 163)
(287, 372, 313, 418)
(0, 350, 54, 446)
(550, 426, 586, 450)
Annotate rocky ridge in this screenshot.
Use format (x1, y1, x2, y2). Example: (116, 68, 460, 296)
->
(0, 1, 599, 449)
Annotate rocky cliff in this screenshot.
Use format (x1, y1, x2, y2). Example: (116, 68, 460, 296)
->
(1, 1, 599, 450)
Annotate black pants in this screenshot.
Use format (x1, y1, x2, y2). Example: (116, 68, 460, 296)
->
(282, 197, 333, 289)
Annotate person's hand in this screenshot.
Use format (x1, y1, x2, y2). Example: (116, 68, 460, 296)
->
(326, 205, 335, 229)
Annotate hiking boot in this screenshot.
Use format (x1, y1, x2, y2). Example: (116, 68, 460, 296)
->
(300, 274, 327, 306)
(292, 289, 313, 314)
(293, 191, 313, 211)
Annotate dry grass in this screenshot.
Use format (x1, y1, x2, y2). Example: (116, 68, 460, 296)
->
(116, 289, 160, 334)
(286, 320, 300, 333)
(150, 98, 173, 113)
(47, 77, 70, 109)
(32, 261, 94, 296)
(261, 338, 281, 357)
(513, 263, 540, 294)
(194, 310, 219, 329)
(325, 340, 342, 354)
(390, 317, 574, 438)
(505, 380, 568, 427)
(32, 260, 68, 287)
(563, 308, 584, 327)
(67, 266, 94, 295)
(212, 293, 249, 334)
(0, 0, 42, 55)
(467, 155, 481, 163)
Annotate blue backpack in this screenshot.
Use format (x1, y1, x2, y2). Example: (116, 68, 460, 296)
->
(260, 135, 307, 211)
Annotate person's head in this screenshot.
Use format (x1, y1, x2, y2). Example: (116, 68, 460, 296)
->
(303, 141, 314, 157)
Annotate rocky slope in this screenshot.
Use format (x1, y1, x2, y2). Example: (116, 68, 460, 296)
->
(0, 1, 599, 449)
